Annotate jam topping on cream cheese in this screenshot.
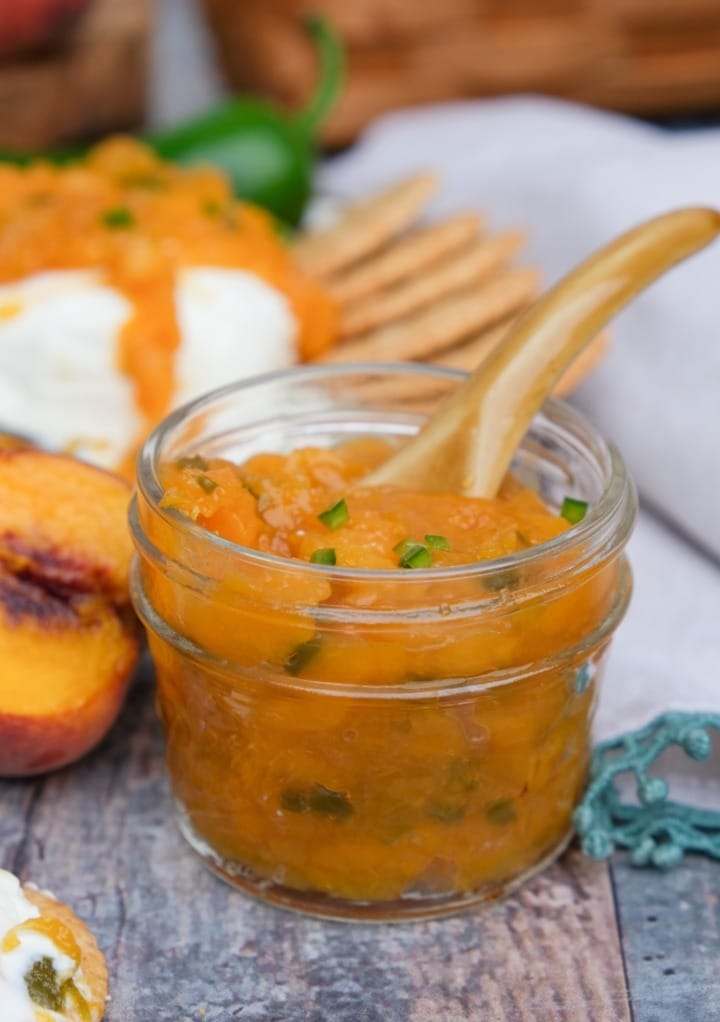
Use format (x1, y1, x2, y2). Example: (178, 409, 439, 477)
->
(0, 870, 86, 1022)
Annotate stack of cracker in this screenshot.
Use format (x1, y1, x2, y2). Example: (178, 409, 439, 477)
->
(294, 174, 607, 397)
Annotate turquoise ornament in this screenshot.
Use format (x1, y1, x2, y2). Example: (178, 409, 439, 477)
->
(574, 712, 720, 868)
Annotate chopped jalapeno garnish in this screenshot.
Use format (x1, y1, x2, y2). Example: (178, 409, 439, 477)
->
(392, 537, 415, 556)
(318, 498, 349, 530)
(308, 783, 354, 819)
(399, 543, 433, 569)
(484, 568, 520, 592)
(425, 534, 451, 551)
(310, 547, 336, 565)
(561, 497, 588, 524)
(284, 635, 322, 676)
(486, 798, 517, 825)
(177, 454, 208, 471)
(280, 789, 309, 813)
(281, 783, 353, 819)
(102, 206, 135, 229)
(195, 474, 218, 494)
(25, 957, 63, 1010)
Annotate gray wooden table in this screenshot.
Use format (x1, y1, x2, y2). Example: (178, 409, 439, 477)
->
(2, 662, 719, 1022)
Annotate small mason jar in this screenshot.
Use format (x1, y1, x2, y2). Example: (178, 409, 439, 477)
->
(129, 364, 636, 921)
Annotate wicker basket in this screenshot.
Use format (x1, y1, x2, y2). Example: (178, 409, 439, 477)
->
(202, 0, 720, 145)
(0, 0, 150, 149)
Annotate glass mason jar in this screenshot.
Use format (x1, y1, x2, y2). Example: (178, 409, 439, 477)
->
(129, 364, 636, 921)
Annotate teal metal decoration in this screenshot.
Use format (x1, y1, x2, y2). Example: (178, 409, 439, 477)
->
(574, 712, 720, 868)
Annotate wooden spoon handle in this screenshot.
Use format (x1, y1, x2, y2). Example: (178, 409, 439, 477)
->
(366, 207, 720, 497)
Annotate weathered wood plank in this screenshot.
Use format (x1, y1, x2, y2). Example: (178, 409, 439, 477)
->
(612, 854, 720, 1022)
(1, 670, 631, 1021)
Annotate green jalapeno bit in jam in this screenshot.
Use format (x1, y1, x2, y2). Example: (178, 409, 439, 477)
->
(425, 534, 451, 551)
(317, 498, 349, 530)
(310, 547, 336, 565)
(486, 798, 518, 825)
(284, 635, 322, 676)
(195, 474, 218, 494)
(101, 206, 135, 229)
(176, 454, 208, 471)
(561, 497, 589, 524)
(281, 783, 354, 819)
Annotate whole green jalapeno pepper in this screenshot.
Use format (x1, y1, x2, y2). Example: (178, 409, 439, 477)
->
(149, 15, 344, 226)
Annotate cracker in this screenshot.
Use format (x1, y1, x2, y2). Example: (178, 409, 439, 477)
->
(353, 369, 455, 407)
(351, 320, 516, 405)
(328, 214, 482, 304)
(24, 887, 108, 1022)
(293, 173, 438, 279)
(339, 231, 526, 337)
(321, 267, 539, 364)
(350, 326, 608, 412)
(431, 319, 516, 369)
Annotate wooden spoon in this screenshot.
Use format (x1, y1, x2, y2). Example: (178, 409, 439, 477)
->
(365, 208, 720, 497)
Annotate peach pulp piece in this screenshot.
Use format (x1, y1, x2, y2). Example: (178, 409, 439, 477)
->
(0, 449, 139, 776)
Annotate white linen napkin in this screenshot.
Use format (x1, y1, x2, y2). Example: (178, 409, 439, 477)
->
(319, 97, 720, 741)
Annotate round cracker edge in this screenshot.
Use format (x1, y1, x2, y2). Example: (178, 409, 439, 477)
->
(23, 886, 108, 1022)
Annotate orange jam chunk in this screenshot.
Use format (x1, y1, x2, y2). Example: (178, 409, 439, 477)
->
(160, 438, 569, 568)
(149, 439, 619, 905)
(2, 915, 80, 962)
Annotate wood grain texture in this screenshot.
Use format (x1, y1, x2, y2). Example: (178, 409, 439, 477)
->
(0, 0, 150, 148)
(611, 855, 720, 1022)
(0, 663, 700, 1022)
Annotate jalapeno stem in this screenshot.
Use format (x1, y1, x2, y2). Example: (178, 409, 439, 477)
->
(293, 15, 345, 137)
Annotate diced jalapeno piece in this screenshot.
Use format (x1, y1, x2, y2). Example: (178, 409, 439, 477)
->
(284, 635, 322, 676)
(25, 957, 63, 1010)
(561, 497, 588, 524)
(486, 798, 517, 825)
(317, 498, 349, 530)
(308, 783, 354, 819)
(177, 454, 208, 471)
(102, 206, 135, 228)
(195, 474, 218, 494)
(399, 543, 432, 569)
(484, 568, 519, 592)
(393, 536, 415, 557)
(280, 789, 309, 813)
(310, 548, 336, 565)
(281, 783, 353, 819)
(425, 534, 451, 551)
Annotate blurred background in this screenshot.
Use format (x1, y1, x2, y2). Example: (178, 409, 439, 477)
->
(1, 0, 720, 150)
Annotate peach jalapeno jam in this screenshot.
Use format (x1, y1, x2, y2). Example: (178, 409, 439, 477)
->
(130, 365, 636, 920)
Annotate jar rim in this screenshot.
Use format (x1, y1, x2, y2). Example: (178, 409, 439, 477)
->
(135, 361, 635, 585)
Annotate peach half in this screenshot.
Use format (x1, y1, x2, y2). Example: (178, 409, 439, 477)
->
(0, 448, 139, 776)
